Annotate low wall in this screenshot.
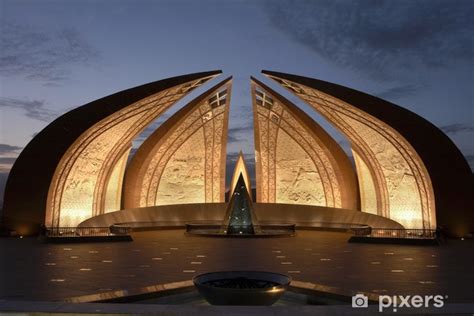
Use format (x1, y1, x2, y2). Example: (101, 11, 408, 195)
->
(254, 203, 404, 229)
(78, 203, 404, 229)
(79, 203, 226, 228)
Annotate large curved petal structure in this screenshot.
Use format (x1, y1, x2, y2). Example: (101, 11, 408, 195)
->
(123, 77, 232, 208)
(2, 71, 221, 231)
(2, 70, 472, 238)
(263, 70, 473, 236)
(251, 77, 358, 210)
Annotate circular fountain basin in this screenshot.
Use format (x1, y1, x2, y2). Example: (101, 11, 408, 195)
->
(193, 271, 291, 305)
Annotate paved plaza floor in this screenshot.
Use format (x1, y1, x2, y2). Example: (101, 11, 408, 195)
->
(0, 230, 473, 304)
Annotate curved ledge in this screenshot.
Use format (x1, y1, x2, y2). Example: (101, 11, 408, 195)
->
(78, 203, 404, 230)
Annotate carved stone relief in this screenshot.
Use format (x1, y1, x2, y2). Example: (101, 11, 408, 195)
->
(252, 83, 350, 208)
(267, 75, 436, 229)
(46, 76, 213, 227)
(132, 85, 230, 208)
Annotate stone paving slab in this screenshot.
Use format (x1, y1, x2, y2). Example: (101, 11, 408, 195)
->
(0, 230, 473, 304)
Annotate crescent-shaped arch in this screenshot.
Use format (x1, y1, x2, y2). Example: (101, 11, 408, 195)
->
(251, 77, 358, 210)
(123, 77, 232, 208)
(2, 71, 221, 231)
(263, 70, 473, 236)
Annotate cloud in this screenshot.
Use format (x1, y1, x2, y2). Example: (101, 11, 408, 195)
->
(229, 125, 252, 135)
(375, 84, 422, 100)
(227, 134, 241, 143)
(132, 113, 172, 145)
(227, 124, 253, 144)
(265, 0, 473, 81)
(0, 152, 14, 208)
(0, 144, 22, 155)
(0, 147, 19, 195)
(0, 97, 58, 122)
(440, 124, 474, 135)
(0, 22, 99, 83)
(0, 157, 17, 164)
(226, 151, 255, 163)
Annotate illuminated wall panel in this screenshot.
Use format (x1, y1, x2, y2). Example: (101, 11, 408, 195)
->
(155, 129, 206, 205)
(45, 75, 216, 227)
(266, 73, 436, 229)
(103, 147, 130, 214)
(352, 150, 378, 215)
(345, 115, 424, 228)
(275, 129, 325, 205)
(252, 79, 358, 209)
(124, 79, 231, 208)
(57, 116, 138, 226)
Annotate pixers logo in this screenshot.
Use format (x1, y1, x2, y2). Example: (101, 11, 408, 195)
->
(378, 294, 446, 312)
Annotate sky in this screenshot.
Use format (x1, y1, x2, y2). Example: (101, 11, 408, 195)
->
(0, 0, 473, 206)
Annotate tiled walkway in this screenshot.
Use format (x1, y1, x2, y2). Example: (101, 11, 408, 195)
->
(0, 230, 473, 303)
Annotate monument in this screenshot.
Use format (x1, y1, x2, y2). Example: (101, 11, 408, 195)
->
(2, 70, 472, 237)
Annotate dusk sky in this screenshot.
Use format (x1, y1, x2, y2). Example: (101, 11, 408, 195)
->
(0, 0, 472, 205)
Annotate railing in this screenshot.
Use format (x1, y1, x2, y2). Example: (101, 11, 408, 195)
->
(45, 225, 435, 239)
(354, 228, 436, 239)
(46, 226, 130, 237)
(113, 221, 220, 229)
(282, 221, 372, 235)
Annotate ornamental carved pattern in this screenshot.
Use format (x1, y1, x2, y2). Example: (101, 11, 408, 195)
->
(137, 87, 230, 207)
(352, 150, 378, 214)
(46, 77, 212, 227)
(252, 83, 344, 208)
(145, 111, 203, 205)
(256, 111, 270, 202)
(103, 146, 130, 214)
(269, 76, 435, 230)
(155, 130, 206, 204)
(267, 119, 278, 203)
(279, 118, 331, 207)
(275, 129, 326, 205)
(203, 113, 216, 202)
(211, 107, 226, 201)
